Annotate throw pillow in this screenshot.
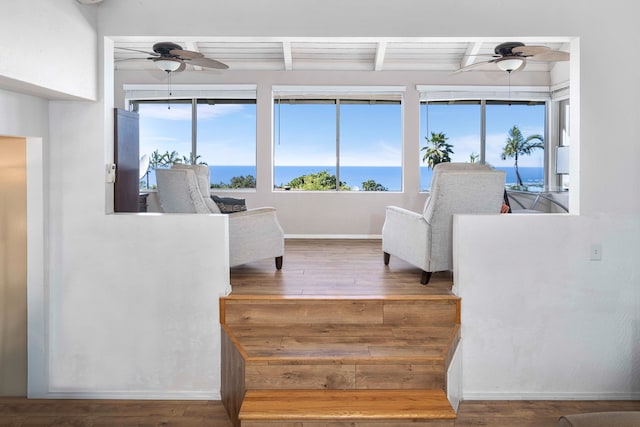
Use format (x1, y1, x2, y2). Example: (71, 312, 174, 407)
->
(211, 195, 247, 214)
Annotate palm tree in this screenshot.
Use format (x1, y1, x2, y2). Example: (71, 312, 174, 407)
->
(421, 132, 454, 169)
(500, 125, 544, 187)
(181, 153, 208, 165)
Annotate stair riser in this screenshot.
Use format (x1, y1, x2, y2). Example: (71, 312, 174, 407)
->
(242, 421, 455, 427)
(245, 364, 445, 390)
(222, 299, 459, 327)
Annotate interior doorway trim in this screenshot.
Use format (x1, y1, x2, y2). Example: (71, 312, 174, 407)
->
(25, 136, 47, 397)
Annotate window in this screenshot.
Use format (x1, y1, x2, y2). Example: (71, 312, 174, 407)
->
(132, 98, 256, 190)
(196, 100, 257, 189)
(485, 101, 546, 190)
(420, 101, 481, 190)
(274, 97, 402, 191)
(420, 99, 546, 191)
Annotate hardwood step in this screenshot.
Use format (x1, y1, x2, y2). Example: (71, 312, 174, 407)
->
(221, 295, 460, 327)
(220, 292, 462, 427)
(239, 389, 456, 426)
(231, 324, 459, 363)
(223, 324, 460, 391)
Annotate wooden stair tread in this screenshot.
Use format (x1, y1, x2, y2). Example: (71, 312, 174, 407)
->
(227, 324, 460, 363)
(223, 294, 459, 301)
(239, 389, 456, 421)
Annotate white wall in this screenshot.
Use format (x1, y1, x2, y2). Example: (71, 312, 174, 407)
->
(43, 99, 231, 398)
(0, 0, 233, 399)
(454, 214, 640, 399)
(0, 1, 98, 100)
(47, 213, 230, 398)
(0, 0, 636, 400)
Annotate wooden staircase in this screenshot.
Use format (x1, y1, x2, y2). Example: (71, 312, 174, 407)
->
(220, 295, 461, 426)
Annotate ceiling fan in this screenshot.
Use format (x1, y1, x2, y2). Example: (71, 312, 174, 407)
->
(457, 42, 569, 73)
(116, 42, 229, 72)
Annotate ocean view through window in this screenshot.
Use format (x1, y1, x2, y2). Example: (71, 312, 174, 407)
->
(274, 97, 402, 191)
(421, 99, 546, 191)
(133, 98, 257, 190)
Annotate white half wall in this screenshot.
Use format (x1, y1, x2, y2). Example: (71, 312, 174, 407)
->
(44, 213, 230, 399)
(454, 213, 640, 399)
(30, 97, 232, 398)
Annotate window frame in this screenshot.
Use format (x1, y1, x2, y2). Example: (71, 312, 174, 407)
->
(129, 94, 257, 190)
(418, 84, 556, 192)
(272, 93, 404, 192)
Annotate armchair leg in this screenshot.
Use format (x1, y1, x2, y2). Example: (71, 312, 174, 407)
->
(275, 256, 283, 270)
(383, 252, 390, 265)
(421, 271, 432, 285)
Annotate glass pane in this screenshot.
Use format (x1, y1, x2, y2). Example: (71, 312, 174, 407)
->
(137, 102, 193, 190)
(197, 101, 257, 189)
(274, 102, 337, 190)
(339, 103, 402, 191)
(486, 102, 546, 191)
(420, 102, 481, 191)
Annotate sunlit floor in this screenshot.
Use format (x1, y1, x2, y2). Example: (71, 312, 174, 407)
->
(230, 238, 453, 296)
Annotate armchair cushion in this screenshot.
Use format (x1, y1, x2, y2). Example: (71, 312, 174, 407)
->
(156, 168, 213, 213)
(212, 195, 247, 213)
(171, 163, 220, 213)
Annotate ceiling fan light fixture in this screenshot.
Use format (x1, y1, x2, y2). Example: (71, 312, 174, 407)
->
(496, 57, 525, 72)
(154, 58, 182, 72)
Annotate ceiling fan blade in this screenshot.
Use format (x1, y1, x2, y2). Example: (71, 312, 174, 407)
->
(511, 45, 551, 57)
(114, 57, 148, 63)
(527, 50, 570, 62)
(115, 46, 159, 57)
(187, 57, 229, 70)
(453, 59, 496, 73)
(170, 49, 204, 59)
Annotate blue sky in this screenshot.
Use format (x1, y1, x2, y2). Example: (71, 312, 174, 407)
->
(138, 102, 256, 166)
(138, 100, 545, 169)
(274, 103, 402, 167)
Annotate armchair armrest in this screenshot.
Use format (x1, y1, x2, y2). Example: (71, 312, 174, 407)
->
(227, 207, 284, 267)
(227, 206, 277, 219)
(384, 206, 424, 223)
(382, 205, 430, 271)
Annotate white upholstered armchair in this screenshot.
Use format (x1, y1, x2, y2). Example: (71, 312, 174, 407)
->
(382, 162, 505, 284)
(156, 164, 285, 269)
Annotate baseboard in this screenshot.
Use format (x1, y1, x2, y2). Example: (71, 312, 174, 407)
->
(28, 390, 221, 400)
(462, 392, 640, 400)
(285, 234, 381, 239)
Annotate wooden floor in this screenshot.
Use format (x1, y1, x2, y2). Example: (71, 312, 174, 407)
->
(3, 240, 637, 426)
(229, 239, 454, 296)
(1, 398, 638, 426)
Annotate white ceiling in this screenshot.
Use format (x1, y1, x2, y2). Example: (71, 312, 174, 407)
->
(113, 37, 569, 73)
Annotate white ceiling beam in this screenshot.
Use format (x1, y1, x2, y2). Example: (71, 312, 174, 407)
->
(282, 40, 293, 71)
(461, 41, 483, 69)
(374, 41, 387, 71)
